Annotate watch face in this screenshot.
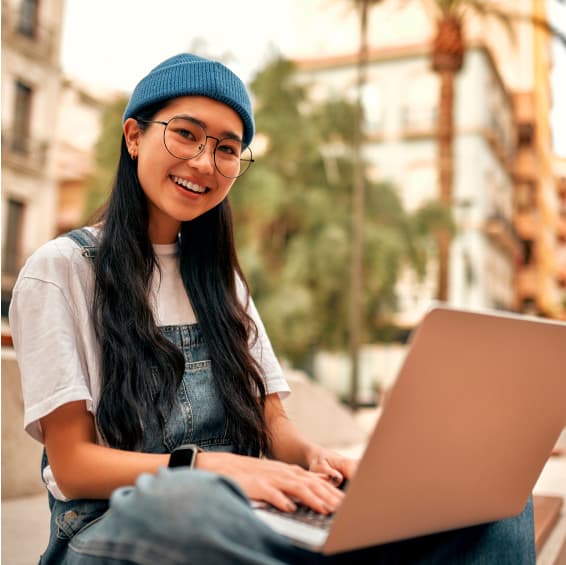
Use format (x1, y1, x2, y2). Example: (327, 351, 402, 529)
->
(168, 445, 198, 468)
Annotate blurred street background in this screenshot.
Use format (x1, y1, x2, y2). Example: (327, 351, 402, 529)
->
(2, 0, 566, 563)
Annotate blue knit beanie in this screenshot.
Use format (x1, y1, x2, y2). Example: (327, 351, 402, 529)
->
(123, 53, 255, 148)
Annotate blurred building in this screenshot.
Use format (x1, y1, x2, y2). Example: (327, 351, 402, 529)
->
(290, 0, 565, 328)
(295, 42, 520, 327)
(512, 0, 565, 320)
(1, 0, 64, 318)
(52, 78, 118, 235)
(555, 157, 566, 309)
(1, 0, 117, 326)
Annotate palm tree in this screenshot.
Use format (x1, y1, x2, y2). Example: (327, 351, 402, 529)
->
(431, 4, 465, 302)
(348, 0, 373, 408)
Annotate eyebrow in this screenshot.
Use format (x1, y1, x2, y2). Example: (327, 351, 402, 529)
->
(172, 114, 243, 144)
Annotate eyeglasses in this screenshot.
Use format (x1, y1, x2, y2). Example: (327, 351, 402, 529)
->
(136, 116, 254, 179)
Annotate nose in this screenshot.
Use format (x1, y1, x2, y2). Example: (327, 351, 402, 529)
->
(189, 137, 216, 174)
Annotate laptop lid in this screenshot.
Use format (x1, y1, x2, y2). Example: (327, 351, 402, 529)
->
(319, 305, 566, 554)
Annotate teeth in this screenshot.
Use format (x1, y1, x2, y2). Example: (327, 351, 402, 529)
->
(171, 175, 206, 193)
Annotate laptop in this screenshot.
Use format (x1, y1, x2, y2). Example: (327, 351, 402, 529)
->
(254, 304, 566, 554)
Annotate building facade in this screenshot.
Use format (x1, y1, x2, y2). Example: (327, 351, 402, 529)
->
(1, 0, 117, 323)
(555, 157, 566, 315)
(1, 0, 65, 318)
(295, 42, 519, 327)
(290, 0, 565, 327)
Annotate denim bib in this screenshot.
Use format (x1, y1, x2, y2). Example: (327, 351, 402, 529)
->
(142, 324, 234, 454)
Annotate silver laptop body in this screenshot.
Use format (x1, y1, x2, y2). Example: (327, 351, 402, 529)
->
(254, 305, 566, 554)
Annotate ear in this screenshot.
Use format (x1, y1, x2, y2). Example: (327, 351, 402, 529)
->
(123, 118, 142, 159)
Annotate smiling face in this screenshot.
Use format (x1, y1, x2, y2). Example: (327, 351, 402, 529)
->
(123, 96, 244, 243)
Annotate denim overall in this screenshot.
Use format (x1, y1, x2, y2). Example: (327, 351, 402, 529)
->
(39, 230, 239, 563)
(37, 229, 536, 564)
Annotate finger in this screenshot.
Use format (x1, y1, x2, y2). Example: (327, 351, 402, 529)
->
(327, 469, 344, 486)
(312, 476, 345, 506)
(262, 486, 298, 513)
(334, 456, 358, 479)
(323, 455, 358, 481)
(313, 472, 339, 483)
(312, 460, 344, 486)
(291, 475, 344, 514)
(275, 465, 344, 514)
(288, 483, 335, 515)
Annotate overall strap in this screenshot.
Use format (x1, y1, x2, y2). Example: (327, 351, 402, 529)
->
(64, 227, 98, 261)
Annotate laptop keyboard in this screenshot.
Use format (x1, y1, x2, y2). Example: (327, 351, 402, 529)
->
(254, 479, 347, 534)
(261, 503, 334, 530)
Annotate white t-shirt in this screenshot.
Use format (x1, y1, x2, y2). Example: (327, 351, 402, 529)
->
(9, 229, 290, 454)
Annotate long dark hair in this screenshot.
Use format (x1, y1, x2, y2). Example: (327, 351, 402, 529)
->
(91, 100, 269, 455)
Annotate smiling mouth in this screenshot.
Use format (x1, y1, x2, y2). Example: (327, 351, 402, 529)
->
(171, 175, 209, 194)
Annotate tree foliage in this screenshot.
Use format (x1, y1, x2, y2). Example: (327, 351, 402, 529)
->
(83, 96, 128, 221)
(231, 56, 451, 368)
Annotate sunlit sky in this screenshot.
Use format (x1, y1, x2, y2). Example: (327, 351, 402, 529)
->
(61, 0, 566, 156)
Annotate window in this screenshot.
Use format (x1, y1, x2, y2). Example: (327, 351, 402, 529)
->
(515, 181, 536, 212)
(402, 72, 438, 131)
(346, 79, 383, 133)
(402, 165, 437, 212)
(522, 239, 534, 266)
(2, 199, 25, 276)
(559, 190, 566, 217)
(18, 0, 39, 38)
(360, 83, 383, 133)
(486, 68, 512, 157)
(12, 81, 33, 153)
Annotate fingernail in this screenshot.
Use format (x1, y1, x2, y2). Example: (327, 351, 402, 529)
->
(286, 501, 297, 512)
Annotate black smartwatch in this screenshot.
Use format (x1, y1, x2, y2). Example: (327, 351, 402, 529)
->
(168, 444, 202, 468)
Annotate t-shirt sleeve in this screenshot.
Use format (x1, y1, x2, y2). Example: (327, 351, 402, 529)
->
(9, 254, 93, 443)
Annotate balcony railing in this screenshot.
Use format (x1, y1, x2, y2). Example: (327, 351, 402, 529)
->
(513, 147, 537, 182)
(514, 211, 538, 240)
(1, 130, 48, 175)
(483, 211, 521, 257)
(2, 8, 57, 63)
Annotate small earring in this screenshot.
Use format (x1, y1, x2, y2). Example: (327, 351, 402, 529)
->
(130, 152, 137, 160)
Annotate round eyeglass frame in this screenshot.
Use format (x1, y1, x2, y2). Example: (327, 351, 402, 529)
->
(136, 116, 254, 179)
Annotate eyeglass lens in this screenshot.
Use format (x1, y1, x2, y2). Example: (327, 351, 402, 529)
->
(164, 117, 252, 178)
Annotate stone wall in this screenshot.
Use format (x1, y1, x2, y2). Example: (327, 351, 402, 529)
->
(1, 352, 44, 499)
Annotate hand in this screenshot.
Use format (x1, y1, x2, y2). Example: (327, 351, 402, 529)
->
(196, 451, 344, 514)
(306, 447, 358, 488)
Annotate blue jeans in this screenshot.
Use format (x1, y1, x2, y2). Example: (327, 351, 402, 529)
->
(40, 324, 535, 564)
(60, 469, 534, 564)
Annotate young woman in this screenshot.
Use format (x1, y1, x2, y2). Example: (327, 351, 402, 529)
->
(10, 53, 535, 564)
